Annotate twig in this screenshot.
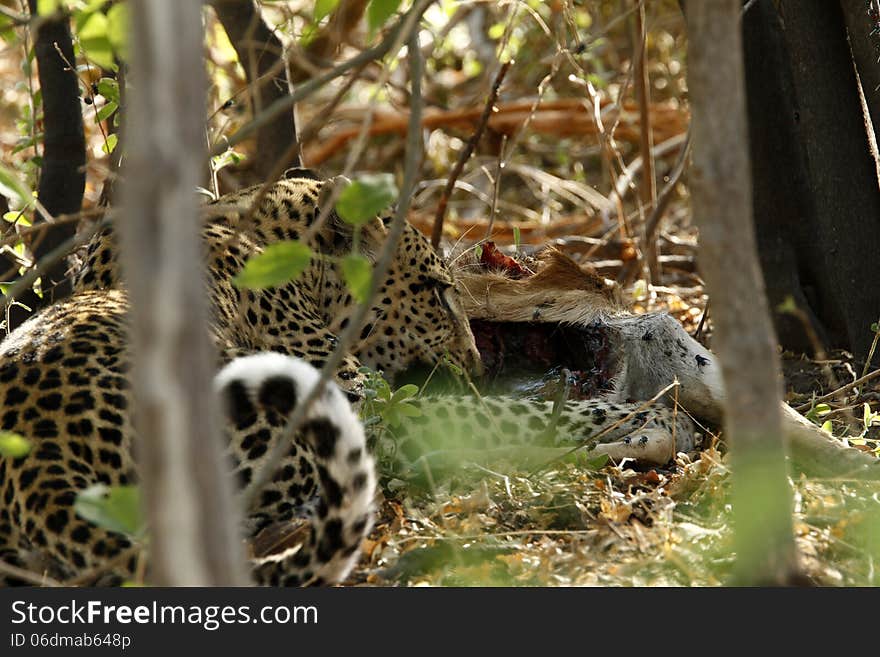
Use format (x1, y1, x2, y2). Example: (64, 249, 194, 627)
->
(483, 134, 507, 240)
(0, 208, 105, 250)
(794, 368, 880, 413)
(243, 29, 426, 507)
(644, 129, 692, 243)
(694, 298, 709, 341)
(780, 300, 840, 391)
(613, 132, 688, 204)
(0, 5, 29, 25)
(52, 39, 110, 150)
(1, 214, 112, 313)
(644, 128, 692, 282)
(209, 0, 435, 158)
(631, 0, 656, 211)
(431, 60, 511, 249)
(537, 368, 573, 443)
(861, 317, 880, 378)
(298, 62, 369, 147)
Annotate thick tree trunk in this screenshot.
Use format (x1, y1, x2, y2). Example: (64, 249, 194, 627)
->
(13, 2, 86, 330)
(686, 0, 801, 585)
(747, 0, 880, 364)
(121, 0, 248, 585)
(210, 0, 299, 176)
(741, 0, 827, 355)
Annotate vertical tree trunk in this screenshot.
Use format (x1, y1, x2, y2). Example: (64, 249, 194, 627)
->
(686, 0, 801, 585)
(210, 0, 300, 176)
(742, 0, 826, 355)
(772, 0, 880, 363)
(121, 0, 248, 585)
(13, 2, 86, 331)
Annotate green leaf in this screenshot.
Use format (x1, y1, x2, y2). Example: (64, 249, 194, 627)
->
(395, 401, 421, 418)
(776, 295, 798, 315)
(211, 148, 245, 173)
(314, 0, 340, 23)
(77, 11, 115, 70)
(36, 0, 63, 15)
(473, 244, 483, 261)
(74, 484, 143, 537)
(865, 403, 880, 428)
(96, 101, 117, 122)
(341, 253, 373, 304)
(367, 0, 401, 35)
(443, 355, 463, 377)
(488, 22, 505, 39)
(820, 420, 833, 435)
(805, 402, 832, 424)
(101, 133, 118, 154)
(3, 210, 31, 227)
(0, 164, 33, 208)
(96, 77, 120, 103)
(298, 23, 319, 47)
(390, 384, 419, 403)
(0, 432, 32, 459)
(233, 240, 313, 289)
(106, 2, 128, 58)
(384, 406, 401, 427)
(335, 174, 397, 225)
(513, 226, 521, 251)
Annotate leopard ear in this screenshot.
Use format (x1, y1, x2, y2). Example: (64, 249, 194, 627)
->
(283, 166, 322, 181)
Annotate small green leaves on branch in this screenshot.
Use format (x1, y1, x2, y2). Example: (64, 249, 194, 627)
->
(101, 133, 118, 154)
(96, 77, 119, 103)
(361, 369, 421, 429)
(335, 173, 397, 225)
(105, 1, 127, 58)
(233, 240, 313, 290)
(37, 1, 129, 70)
(211, 148, 245, 174)
(804, 402, 831, 425)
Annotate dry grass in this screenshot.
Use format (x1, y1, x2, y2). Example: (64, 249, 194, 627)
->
(344, 441, 880, 587)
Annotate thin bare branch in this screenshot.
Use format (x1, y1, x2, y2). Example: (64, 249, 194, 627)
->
(431, 60, 511, 250)
(210, 0, 435, 158)
(794, 368, 880, 413)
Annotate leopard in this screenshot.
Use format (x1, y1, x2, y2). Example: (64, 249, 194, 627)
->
(0, 168, 706, 586)
(0, 169, 481, 586)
